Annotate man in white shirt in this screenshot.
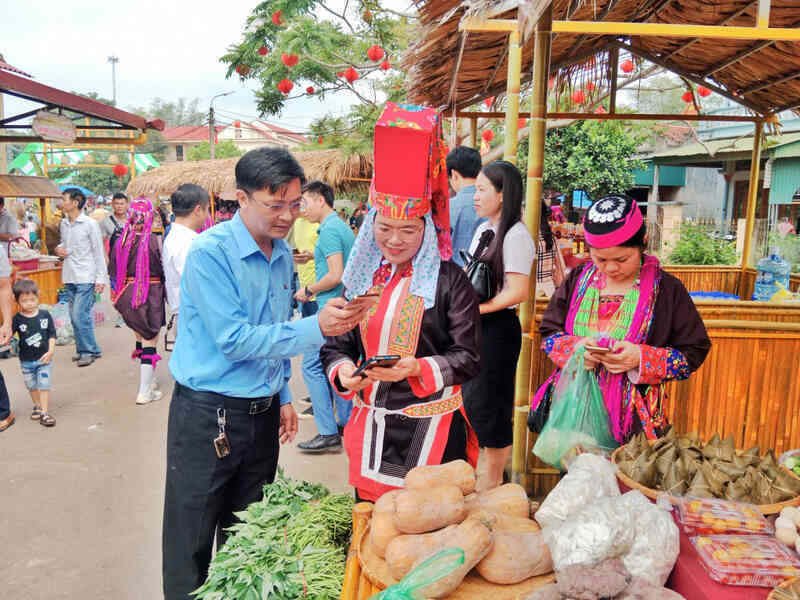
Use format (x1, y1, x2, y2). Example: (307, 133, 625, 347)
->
(162, 184, 210, 318)
(55, 188, 107, 367)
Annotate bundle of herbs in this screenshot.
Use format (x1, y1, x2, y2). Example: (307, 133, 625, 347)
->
(193, 469, 354, 600)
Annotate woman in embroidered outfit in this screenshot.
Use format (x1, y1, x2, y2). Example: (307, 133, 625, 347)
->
(462, 161, 537, 490)
(534, 194, 711, 444)
(319, 103, 480, 502)
(108, 198, 166, 405)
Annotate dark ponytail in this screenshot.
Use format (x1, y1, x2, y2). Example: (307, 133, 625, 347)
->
(479, 161, 524, 292)
(540, 200, 554, 252)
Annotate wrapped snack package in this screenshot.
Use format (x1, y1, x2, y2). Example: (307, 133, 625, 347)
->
(619, 492, 680, 587)
(542, 495, 635, 571)
(535, 453, 620, 529)
(691, 534, 800, 587)
(677, 497, 773, 536)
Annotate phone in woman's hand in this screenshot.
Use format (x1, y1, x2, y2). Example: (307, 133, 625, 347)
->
(585, 344, 611, 354)
(352, 355, 401, 378)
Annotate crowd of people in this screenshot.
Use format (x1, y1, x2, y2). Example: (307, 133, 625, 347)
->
(0, 103, 713, 600)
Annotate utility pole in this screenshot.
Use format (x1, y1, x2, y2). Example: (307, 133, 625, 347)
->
(209, 91, 234, 160)
(107, 56, 119, 104)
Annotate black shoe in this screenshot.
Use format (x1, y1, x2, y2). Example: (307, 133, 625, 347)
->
(297, 405, 315, 420)
(77, 354, 95, 367)
(337, 425, 344, 437)
(297, 434, 342, 453)
(73, 352, 101, 362)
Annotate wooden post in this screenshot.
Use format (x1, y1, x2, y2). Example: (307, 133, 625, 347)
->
(470, 116, 477, 149)
(341, 502, 372, 600)
(739, 120, 764, 291)
(39, 198, 46, 250)
(129, 145, 136, 180)
(503, 28, 522, 163)
(608, 46, 619, 114)
(512, 6, 551, 489)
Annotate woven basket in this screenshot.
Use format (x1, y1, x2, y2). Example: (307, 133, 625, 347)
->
(357, 523, 555, 599)
(611, 442, 800, 515)
(767, 576, 800, 600)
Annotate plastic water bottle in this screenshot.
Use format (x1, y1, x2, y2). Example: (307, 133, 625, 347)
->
(754, 248, 791, 301)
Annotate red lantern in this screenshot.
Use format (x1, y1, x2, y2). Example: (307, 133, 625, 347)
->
(484, 96, 494, 109)
(380, 60, 390, 71)
(258, 46, 269, 56)
(585, 81, 596, 92)
(277, 79, 294, 95)
(318, 136, 324, 144)
(518, 118, 527, 129)
(281, 53, 299, 68)
(682, 90, 694, 103)
(481, 129, 494, 142)
(697, 85, 712, 98)
(571, 89, 586, 104)
(366, 45, 384, 62)
(236, 64, 250, 76)
(548, 77, 555, 90)
(272, 11, 283, 26)
(113, 164, 128, 178)
(234, 120, 241, 128)
(344, 66, 359, 83)
(306, 86, 314, 94)
(620, 59, 635, 74)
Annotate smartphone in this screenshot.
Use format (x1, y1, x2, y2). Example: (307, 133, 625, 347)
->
(346, 292, 380, 309)
(585, 344, 612, 354)
(352, 354, 402, 378)
(292, 248, 300, 255)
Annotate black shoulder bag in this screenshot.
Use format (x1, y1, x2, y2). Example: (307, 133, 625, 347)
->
(460, 229, 496, 303)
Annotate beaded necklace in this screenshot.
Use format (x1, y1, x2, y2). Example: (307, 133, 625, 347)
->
(572, 268, 641, 341)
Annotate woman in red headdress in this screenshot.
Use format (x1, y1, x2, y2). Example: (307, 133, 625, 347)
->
(320, 104, 480, 502)
(108, 198, 166, 405)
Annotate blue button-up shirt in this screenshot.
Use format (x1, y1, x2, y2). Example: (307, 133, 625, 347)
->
(449, 185, 486, 267)
(169, 212, 325, 403)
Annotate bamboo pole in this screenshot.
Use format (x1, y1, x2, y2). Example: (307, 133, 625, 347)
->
(739, 120, 764, 293)
(512, 7, 551, 490)
(470, 116, 477, 148)
(503, 28, 522, 164)
(341, 502, 373, 600)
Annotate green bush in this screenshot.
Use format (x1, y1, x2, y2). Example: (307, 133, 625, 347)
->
(667, 223, 739, 265)
(768, 231, 800, 273)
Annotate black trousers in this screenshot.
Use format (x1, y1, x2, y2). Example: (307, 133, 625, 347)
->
(162, 383, 280, 600)
(0, 369, 10, 420)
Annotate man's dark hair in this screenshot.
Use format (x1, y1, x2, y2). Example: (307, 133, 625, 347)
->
(0, 197, 4, 206)
(112, 192, 128, 202)
(63, 187, 87, 210)
(13, 278, 39, 301)
(446, 146, 482, 179)
(302, 180, 334, 208)
(235, 147, 306, 197)
(171, 184, 210, 217)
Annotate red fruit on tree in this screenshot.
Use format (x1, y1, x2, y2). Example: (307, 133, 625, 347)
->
(306, 86, 315, 94)
(362, 9, 372, 23)
(481, 129, 494, 142)
(548, 77, 556, 90)
(277, 79, 294, 94)
(236, 64, 251, 76)
(318, 136, 324, 144)
(571, 89, 586, 104)
(344, 66, 359, 83)
(281, 53, 299, 68)
(258, 46, 269, 56)
(620, 59, 635, 73)
(380, 60, 390, 71)
(336, 71, 344, 78)
(697, 85, 712, 98)
(682, 90, 694, 103)
(594, 106, 607, 114)
(272, 11, 283, 26)
(366, 45, 384, 62)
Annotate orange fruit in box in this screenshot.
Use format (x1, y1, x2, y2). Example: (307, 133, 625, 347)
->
(702, 512, 715, 525)
(726, 517, 742, 529)
(745, 519, 763, 531)
(712, 519, 728, 532)
(714, 549, 731, 562)
(783, 567, 800, 576)
(697, 536, 712, 547)
(689, 500, 702, 513)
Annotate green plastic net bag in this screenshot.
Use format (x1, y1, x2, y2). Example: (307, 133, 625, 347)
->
(369, 548, 464, 600)
(533, 346, 617, 471)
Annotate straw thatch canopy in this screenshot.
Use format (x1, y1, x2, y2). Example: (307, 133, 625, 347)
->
(125, 149, 373, 200)
(404, 0, 800, 116)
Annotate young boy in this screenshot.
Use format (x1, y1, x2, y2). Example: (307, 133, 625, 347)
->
(12, 279, 57, 427)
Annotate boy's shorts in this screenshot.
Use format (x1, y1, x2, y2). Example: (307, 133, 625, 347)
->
(21, 359, 53, 391)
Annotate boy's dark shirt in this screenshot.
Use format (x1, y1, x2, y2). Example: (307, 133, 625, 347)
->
(12, 309, 56, 362)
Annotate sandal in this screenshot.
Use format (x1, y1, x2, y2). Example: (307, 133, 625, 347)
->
(30, 406, 42, 420)
(39, 413, 56, 427)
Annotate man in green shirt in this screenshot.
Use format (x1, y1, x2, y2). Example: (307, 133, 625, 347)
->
(293, 181, 355, 452)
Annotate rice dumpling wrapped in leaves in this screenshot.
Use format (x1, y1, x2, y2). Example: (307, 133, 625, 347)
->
(714, 461, 747, 480)
(628, 451, 658, 488)
(724, 478, 751, 502)
(677, 432, 701, 450)
(662, 461, 688, 496)
(742, 445, 761, 460)
(652, 427, 676, 453)
(702, 434, 735, 462)
(699, 461, 727, 497)
(758, 450, 781, 480)
(686, 469, 714, 498)
(752, 471, 781, 505)
(773, 468, 800, 501)
(734, 454, 754, 470)
(655, 446, 678, 479)
(680, 451, 700, 479)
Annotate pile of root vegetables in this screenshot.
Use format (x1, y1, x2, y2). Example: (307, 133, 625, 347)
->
(365, 460, 553, 597)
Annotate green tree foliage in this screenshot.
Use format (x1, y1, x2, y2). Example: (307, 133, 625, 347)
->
(525, 120, 647, 200)
(128, 97, 206, 162)
(223, 1, 412, 153)
(187, 140, 243, 161)
(50, 164, 130, 197)
(666, 223, 738, 265)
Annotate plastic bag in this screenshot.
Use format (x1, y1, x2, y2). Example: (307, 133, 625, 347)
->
(92, 302, 106, 326)
(47, 302, 74, 346)
(533, 347, 617, 470)
(620, 492, 680, 587)
(535, 453, 620, 529)
(370, 548, 464, 600)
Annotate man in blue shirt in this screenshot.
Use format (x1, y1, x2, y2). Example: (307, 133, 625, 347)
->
(293, 181, 355, 453)
(163, 148, 366, 600)
(447, 146, 485, 267)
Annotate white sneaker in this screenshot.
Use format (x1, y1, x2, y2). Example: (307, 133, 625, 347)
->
(148, 380, 163, 401)
(135, 392, 153, 405)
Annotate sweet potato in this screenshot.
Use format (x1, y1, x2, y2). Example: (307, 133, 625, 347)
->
(368, 490, 402, 559)
(476, 530, 553, 584)
(393, 485, 467, 534)
(475, 511, 541, 533)
(464, 483, 529, 518)
(405, 460, 476, 495)
(385, 524, 459, 580)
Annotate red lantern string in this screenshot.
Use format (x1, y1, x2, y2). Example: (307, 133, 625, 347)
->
(620, 59, 635, 74)
(548, 77, 556, 90)
(113, 164, 128, 178)
(481, 129, 494, 142)
(366, 45, 384, 62)
(697, 85, 712, 98)
(318, 136, 324, 144)
(518, 118, 527, 129)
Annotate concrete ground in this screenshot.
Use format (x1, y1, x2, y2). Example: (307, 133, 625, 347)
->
(0, 301, 352, 600)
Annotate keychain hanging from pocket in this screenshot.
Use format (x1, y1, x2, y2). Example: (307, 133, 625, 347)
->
(213, 408, 231, 459)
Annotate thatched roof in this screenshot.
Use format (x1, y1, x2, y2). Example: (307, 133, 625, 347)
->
(125, 149, 373, 199)
(404, 0, 800, 116)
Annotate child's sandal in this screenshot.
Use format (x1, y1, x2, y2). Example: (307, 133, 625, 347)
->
(30, 406, 42, 420)
(39, 413, 56, 427)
